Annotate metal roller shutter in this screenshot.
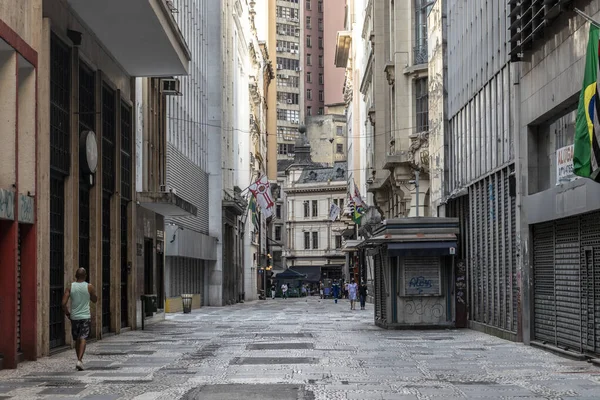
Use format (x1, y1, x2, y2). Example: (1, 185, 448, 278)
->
(554, 217, 581, 351)
(580, 211, 600, 354)
(533, 222, 555, 343)
(373, 250, 386, 323)
(16, 228, 21, 353)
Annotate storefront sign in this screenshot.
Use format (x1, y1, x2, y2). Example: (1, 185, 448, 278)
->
(556, 144, 577, 185)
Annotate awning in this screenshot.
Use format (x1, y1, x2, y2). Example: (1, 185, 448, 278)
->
(137, 191, 197, 217)
(290, 266, 321, 282)
(276, 268, 307, 280)
(387, 241, 457, 257)
(342, 240, 362, 252)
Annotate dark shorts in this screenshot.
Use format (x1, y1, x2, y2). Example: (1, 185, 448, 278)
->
(71, 319, 91, 340)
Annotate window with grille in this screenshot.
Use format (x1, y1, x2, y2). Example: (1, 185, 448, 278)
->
(414, 0, 433, 64)
(79, 62, 94, 276)
(415, 78, 429, 133)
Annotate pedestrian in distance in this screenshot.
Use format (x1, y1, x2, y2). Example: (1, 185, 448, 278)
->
(358, 281, 368, 310)
(281, 283, 288, 299)
(61, 268, 98, 371)
(332, 281, 340, 303)
(319, 281, 324, 299)
(348, 279, 358, 310)
(271, 284, 276, 299)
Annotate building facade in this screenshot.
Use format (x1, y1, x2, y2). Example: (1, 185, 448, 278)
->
(0, 0, 191, 369)
(282, 133, 346, 280)
(305, 113, 347, 165)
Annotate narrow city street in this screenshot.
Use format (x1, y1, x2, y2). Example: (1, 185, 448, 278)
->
(0, 298, 599, 400)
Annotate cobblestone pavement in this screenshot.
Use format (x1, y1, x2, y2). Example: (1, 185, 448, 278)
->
(1, 298, 599, 399)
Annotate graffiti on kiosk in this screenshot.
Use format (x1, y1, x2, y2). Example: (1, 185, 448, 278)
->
(405, 298, 444, 318)
(409, 276, 432, 294)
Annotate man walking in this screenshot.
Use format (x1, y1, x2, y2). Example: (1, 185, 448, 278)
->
(281, 283, 288, 299)
(62, 268, 98, 371)
(348, 279, 358, 310)
(358, 281, 368, 310)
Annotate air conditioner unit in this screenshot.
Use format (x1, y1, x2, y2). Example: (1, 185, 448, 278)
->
(287, 153, 294, 157)
(287, 99, 293, 104)
(295, 67, 300, 72)
(295, 32, 300, 37)
(281, 74, 288, 79)
(277, 64, 283, 69)
(161, 78, 182, 95)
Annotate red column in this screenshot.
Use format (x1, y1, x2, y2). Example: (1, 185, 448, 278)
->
(0, 220, 18, 368)
(20, 223, 37, 360)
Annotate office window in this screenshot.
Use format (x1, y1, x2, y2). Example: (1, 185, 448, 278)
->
(304, 232, 310, 249)
(415, 78, 429, 133)
(318, 107, 324, 115)
(307, 53, 312, 66)
(306, 0, 311, 10)
(306, 89, 312, 100)
(304, 201, 309, 217)
(318, 55, 323, 67)
(319, 90, 324, 101)
(335, 235, 343, 249)
(318, 37, 323, 49)
(306, 16, 311, 29)
(319, 73, 324, 84)
(312, 200, 318, 216)
(318, 18, 323, 31)
(276, 204, 282, 218)
(306, 35, 312, 48)
(275, 226, 282, 241)
(336, 144, 344, 154)
(312, 232, 319, 249)
(336, 126, 343, 136)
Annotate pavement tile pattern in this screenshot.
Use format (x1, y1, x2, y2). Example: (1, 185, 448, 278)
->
(0, 298, 598, 399)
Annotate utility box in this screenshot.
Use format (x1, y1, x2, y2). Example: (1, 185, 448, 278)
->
(141, 294, 158, 316)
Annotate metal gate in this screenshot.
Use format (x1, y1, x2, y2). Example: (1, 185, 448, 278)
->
(465, 165, 517, 333)
(373, 248, 387, 324)
(49, 34, 71, 349)
(101, 85, 116, 333)
(16, 228, 21, 353)
(79, 62, 94, 278)
(120, 102, 132, 327)
(120, 202, 128, 327)
(533, 211, 600, 356)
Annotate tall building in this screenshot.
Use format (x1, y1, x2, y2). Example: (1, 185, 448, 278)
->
(275, 0, 304, 162)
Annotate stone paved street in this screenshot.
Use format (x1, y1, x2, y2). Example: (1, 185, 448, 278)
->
(0, 298, 599, 399)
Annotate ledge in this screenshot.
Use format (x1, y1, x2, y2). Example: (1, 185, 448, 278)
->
(137, 191, 197, 217)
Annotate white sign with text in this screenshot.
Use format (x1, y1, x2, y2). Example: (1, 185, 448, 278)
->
(556, 144, 577, 185)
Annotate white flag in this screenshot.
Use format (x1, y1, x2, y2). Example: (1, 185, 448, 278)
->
(248, 175, 274, 218)
(329, 202, 341, 221)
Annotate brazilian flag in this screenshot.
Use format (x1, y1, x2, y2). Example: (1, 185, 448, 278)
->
(574, 24, 600, 181)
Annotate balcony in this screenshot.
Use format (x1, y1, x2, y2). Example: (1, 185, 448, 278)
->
(413, 42, 428, 65)
(67, 0, 191, 76)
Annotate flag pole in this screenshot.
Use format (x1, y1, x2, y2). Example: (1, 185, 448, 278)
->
(575, 8, 600, 28)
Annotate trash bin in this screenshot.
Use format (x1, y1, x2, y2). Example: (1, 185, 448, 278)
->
(181, 294, 193, 314)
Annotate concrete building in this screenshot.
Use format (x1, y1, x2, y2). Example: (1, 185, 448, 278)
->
(275, 0, 304, 162)
(283, 133, 347, 280)
(305, 114, 347, 165)
(0, 0, 191, 369)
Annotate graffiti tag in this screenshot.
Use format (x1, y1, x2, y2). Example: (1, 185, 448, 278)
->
(0, 189, 15, 220)
(18, 194, 34, 224)
(409, 276, 433, 295)
(405, 298, 444, 318)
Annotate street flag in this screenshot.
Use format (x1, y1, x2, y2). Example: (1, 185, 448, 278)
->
(248, 175, 274, 218)
(248, 195, 259, 230)
(351, 180, 366, 223)
(329, 202, 341, 221)
(574, 24, 600, 181)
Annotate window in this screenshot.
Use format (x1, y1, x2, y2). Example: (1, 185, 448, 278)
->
(277, 75, 300, 88)
(306, 89, 312, 100)
(306, 16, 311, 29)
(306, 35, 312, 48)
(319, 90, 324, 101)
(312, 200, 318, 217)
(304, 232, 310, 249)
(336, 126, 343, 136)
(277, 92, 300, 104)
(276, 204, 282, 218)
(306, 0, 311, 10)
(318, 37, 323, 49)
(336, 144, 344, 154)
(312, 232, 319, 249)
(278, 143, 296, 155)
(414, 0, 434, 64)
(319, 73, 324, 84)
(277, 109, 300, 122)
(318, 107, 324, 115)
(307, 72, 312, 83)
(318, 18, 323, 31)
(276, 23, 299, 36)
(333, 199, 338, 206)
(275, 226, 282, 241)
(278, 126, 299, 140)
(318, 55, 323, 67)
(307, 106, 312, 116)
(304, 201, 309, 217)
(318, 0, 323, 12)
(306, 53, 312, 66)
(339, 198, 344, 210)
(335, 235, 343, 249)
(276, 57, 300, 70)
(415, 78, 429, 133)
